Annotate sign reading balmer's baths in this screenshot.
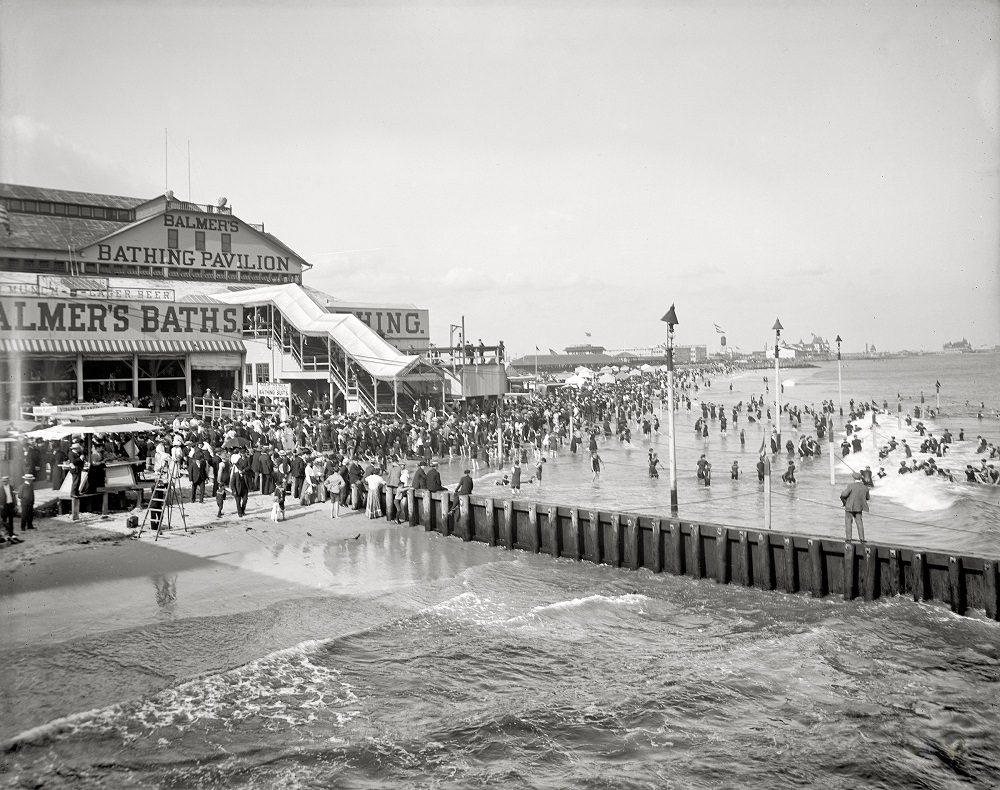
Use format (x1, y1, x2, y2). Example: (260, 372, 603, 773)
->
(0, 297, 240, 338)
(79, 211, 305, 276)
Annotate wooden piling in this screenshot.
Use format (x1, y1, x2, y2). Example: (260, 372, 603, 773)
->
(888, 548, 902, 597)
(756, 533, 774, 591)
(670, 521, 684, 576)
(406, 488, 417, 527)
(782, 537, 796, 594)
(459, 495, 472, 542)
(420, 490, 433, 531)
(736, 531, 750, 587)
(912, 552, 926, 602)
(588, 510, 602, 564)
(440, 492, 451, 537)
(984, 560, 998, 621)
(650, 519, 662, 573)
(690, 524, 704, 579)
(808, 539, 825, 598)
(528, 503, 539, 553)
(626, 517, 639, 571)
(863, 545, 879, 601)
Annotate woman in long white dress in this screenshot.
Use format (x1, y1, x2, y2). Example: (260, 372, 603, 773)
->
(365, 468, 385, 519)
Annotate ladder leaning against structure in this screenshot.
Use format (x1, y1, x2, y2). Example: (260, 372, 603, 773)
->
(136, 458, 188, 541)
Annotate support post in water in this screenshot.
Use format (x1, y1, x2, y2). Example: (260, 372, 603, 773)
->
(660, 304, 680, 515)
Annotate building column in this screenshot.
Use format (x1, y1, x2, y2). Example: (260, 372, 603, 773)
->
(131, 353, 139, 403)
(76, 352, 84, 402)
(12, 352, 23, 420)
(184, 354, 192, 410)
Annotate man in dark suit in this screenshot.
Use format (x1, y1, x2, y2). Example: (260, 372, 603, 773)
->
(231, 451, 251, 517)
(0, 475, 16, 539)
(455, 469, 474, 495)
(410, 461, 427, 491)
(290, 450, 307, 499)
(424, 461, 443, 493)
(839, 471, 870, 542)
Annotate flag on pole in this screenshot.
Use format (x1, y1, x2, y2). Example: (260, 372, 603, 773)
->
(549, 348, 557, 355)
(935, 380, 941, 392)
(714, 324, 726, 334)
(535, 345, 540, 351)
(585, 332, 592, 337)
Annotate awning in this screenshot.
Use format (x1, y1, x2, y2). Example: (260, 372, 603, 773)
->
(24, 420, 161, 439)
(0, 337, 245, 354)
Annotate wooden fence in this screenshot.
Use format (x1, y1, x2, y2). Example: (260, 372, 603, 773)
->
(380, 488, 1000, 622)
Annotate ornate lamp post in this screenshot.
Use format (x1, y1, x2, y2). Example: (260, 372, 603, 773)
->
(772, 318, 783, 450)
(835, 334, 843, 417)
(660, 305, 679, 515)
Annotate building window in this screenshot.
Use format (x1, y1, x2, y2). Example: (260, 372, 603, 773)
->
(167, 229, 178, 249)
(221, 233, 232, 253)
(255, 363, 270, 383)
(245, 364, 253, 383)
(195, 231, 205, 251)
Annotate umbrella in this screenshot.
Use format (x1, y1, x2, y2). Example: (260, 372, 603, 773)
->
(223, 437, 251, 449)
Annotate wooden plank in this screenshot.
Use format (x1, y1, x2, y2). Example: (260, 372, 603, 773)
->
(485, 498, 497, 546)
(502, 500, 514, 550)
(440, 492, 451, 537)
(626, 517, 639, 570)
(528, 503, 539, 553)
(863, 545, 879, 601)
(737, 531, 750, 587)
(589, 510, 602, 564)
(459, 495, 472, 542)
(690, 524, 704, 579)
(570, 509, 583, 560)
(420, 490, 433, 531)
(948, 556, 966, 615)
(782, 535, 799, 593)
(843, 542, 857, 601)
(888, 548, 901, 597)
(385, 487, 396, 522)
(650, 519, 662, 573)
(912, 552, 926, 602)
(610, 513, 621, 568)
(756, 533, 774, 591)
(670, 522, 684, 576)
(406, 488, 417, 526)
(548, 507, 560, 558)
(808, 539, 824, 598)
(984, 560, 999, 621)
(715, 526, 728, 584)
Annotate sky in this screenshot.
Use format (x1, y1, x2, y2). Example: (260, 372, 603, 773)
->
(1, 0, 998, 358)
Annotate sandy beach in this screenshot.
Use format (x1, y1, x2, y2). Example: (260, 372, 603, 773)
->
(1, 490, 464, 742)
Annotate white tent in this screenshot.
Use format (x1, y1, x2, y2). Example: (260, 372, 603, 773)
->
(629, 369, 642, 378)
(575, 367, 595, 379)
(640, 363, 653, 372)
(565, 375, 585, 387)
(597, 373, 615, 385)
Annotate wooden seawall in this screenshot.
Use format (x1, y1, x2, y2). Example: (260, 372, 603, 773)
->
(382, 489, 1000, 622)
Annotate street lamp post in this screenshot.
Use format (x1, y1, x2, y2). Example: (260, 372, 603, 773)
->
(772, 318, 783, 451)
(835, 334, 843, 417)
(660, 305, 679, 515)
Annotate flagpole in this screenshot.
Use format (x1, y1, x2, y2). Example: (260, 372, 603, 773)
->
(661, 306, 679, 515)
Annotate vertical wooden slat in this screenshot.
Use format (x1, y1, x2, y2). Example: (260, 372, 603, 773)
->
(888, 548, 901, 596)
(843, 542, 857, 601)
(912, 552, 926, 602)
(528, 503, 539, 553)
(690, 524, 704, 579)
(570, 509, 583, 560)
(984, 560, 999, 621)
(502, 500, 514, 550)
(757, 533, 774, 591)
(948, 556, 966, 615)
(588, 510, 602, 563)
(626, 517, 639, 570)
(670, 521, 684, 576)
(863, 545, 878, 601)
(737, 530, 750, 587)
(783, 537, 797, 593)
(440, 492, 451, 537)
(485, 498, 497, 546)
(420, 490, 433, 531)
(808, 539, 824, 598)
(406, 488, 417, 527)
(459, 495, 472, 542)
(548, 506, 560, 558)
(651, 519, 662, 573)
(609, 513, 621, 568)
(715, 526, 729, 584)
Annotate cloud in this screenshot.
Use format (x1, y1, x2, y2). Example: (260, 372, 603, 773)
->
(0, 114, 152, 194)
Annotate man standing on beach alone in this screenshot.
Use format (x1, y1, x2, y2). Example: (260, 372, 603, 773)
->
(840, 471, 869, 542)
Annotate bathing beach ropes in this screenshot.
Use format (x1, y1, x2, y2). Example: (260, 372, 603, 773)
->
(136, 458, 188, 541)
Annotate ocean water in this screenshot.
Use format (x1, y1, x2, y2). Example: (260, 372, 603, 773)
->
(2, 354, 999, 789)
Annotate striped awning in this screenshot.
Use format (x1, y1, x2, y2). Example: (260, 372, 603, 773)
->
(0, 337, 245, 354)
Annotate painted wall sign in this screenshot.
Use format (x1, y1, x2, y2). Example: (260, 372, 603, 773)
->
(35, 275, 175, 302)
(330, 306, 430, 351)
(79, 210, 305, 278)
(0, 296, 241, 339)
